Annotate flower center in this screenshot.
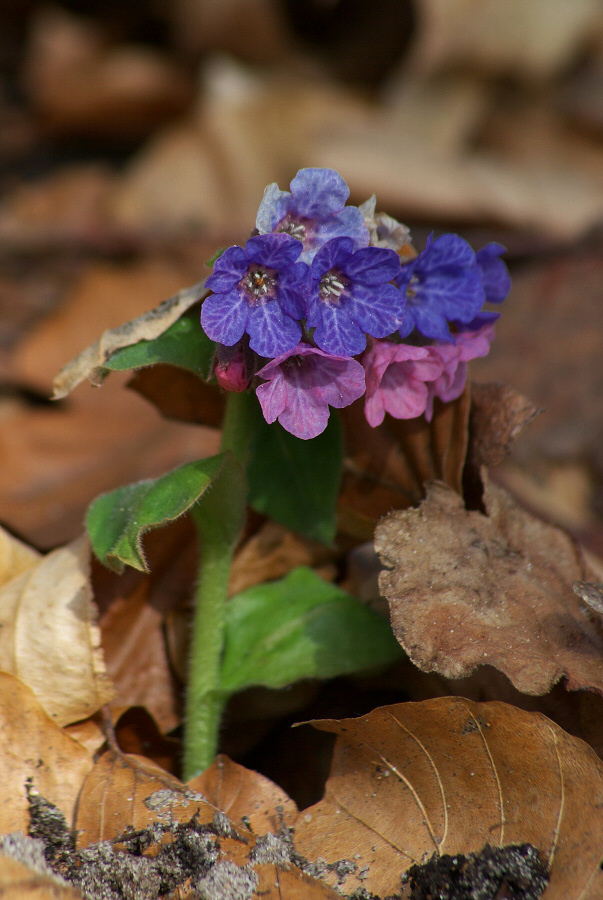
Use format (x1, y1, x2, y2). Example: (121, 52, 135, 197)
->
(241, 264, 277, 305)
(276, 214, 308, 244)
(319, 268, 348, 306)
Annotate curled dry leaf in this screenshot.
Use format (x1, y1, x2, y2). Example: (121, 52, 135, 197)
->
(52, 281, 207, 399)
(293, 698, 603, 898)
(468, 382, 541, 469)
(0, 672, 93, 834)
(189, 754, 298, 835)
(375, 474, 603, 695)
(0, 535, 114, 726)
(338, 388, 470, 541)
(0, 854, 81, 899)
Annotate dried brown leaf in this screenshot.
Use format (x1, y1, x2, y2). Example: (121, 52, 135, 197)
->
(338, 389, 470, 541)
(375, 474, 603, 695)
(293, 699, 603, 898)
(468, 382, 541, 469)
(189, 755, 297, 835)
(0, 672, 93, 834)
(0, 854, 81, 899)
(75, 751, 340, 898)
(0, 535, 114, 726)
(52, 281, 206, 399)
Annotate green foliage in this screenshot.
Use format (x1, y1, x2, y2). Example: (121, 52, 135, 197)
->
(86, 453, 241, 573)
(103, 309, 215, 380)
(219, 566, 403, 693)
(246, 405, 343, 543)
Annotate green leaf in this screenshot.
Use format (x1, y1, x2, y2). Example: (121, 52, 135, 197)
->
(86, 453, 242, 573)
(103, 309, 215, 380)
(246, 405, 343, 543)
(219, 567, 403, 693)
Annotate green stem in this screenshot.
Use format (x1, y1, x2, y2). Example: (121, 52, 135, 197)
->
(182, 392, 251, 779)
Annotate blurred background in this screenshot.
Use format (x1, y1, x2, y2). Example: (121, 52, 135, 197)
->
(0, 0, 602, 558)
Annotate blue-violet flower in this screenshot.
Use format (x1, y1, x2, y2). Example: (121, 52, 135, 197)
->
(307, 237, 405, 357)
(256, 168, 369, 264)
(395, 233, 485, 342)
(201, 233, 310, 359)
(255, 343, 366, 440)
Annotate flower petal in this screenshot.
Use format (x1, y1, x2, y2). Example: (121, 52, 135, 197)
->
(247, 303, 301, 358)
(201, 290, 249, 346)
(289, 168, 350, 218)
(205, 246, 248, 292)
(312, 305, 367, 356)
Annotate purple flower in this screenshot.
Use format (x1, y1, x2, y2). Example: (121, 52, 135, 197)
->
(256, 168, 369, 264)
(306, 237, 405, 357)
(425, 323, 496, 420)
(362, 340, 445, 427)
(255, 343, 366, 440)
(396, 233, 485, 342)
(476, 242, 511, 304)
(201, 233, 310, 358)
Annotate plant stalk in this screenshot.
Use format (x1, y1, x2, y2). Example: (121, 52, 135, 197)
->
(182, 391, 251, 779)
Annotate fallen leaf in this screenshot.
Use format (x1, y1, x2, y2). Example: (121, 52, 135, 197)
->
(0, 673, 93, 834)
(75, 751, 340, 897)
(468, 382, 541, 469)
(375, 474, 603, 695)
(338, 388, 470, 540)
(0, 525, 40, 586)
(52, 280, 207, 399)
(293, 698, 603, 898)
(189, 755, 298, 835)
(0, 853, 81, 899)
(0, 535, 114, 726)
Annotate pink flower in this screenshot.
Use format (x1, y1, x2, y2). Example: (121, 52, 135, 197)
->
(425, 323, 495, 420)
(255, 343, 365, 440)
(362, 340, 444, 427)
(214, 345, 250, 392)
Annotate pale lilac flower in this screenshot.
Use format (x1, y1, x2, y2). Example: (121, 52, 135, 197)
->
(256, 168, 369, 263)
(425, 323, 496, 420)
(201, 233, 310, 358)
(255, 343, 365, 440)
(307, 237, 404, 357)
(362, 340, 444, 427)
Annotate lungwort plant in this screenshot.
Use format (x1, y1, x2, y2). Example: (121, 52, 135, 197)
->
(59, 168, 510, 778)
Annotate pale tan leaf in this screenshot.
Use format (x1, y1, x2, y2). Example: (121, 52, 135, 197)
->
(0, 535, 114, 726)
(0, 854, 81, 899)
(0, 673, 93, 834)
(52, 280, 207, 399)
(293, 699, 603, 898)
(375, 474, 603, 696)
(0, 525, 40, 588)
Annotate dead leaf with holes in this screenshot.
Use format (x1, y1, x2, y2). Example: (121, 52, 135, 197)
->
(293, 698, 603, 898)
(375, 472, 603, 696)
(0, 672, 93, 834)
(0, 532, 113, 726)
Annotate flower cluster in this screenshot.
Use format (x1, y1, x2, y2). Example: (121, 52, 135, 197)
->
(201, 168, 510, 440)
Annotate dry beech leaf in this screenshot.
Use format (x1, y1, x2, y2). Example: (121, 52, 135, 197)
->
(375, 474, 603, 695)
(0, 535, 114, 726)
(0, 672, 93, 834)
(0, 854, 81, 899)
(338, 388, 470, 541)
(75, 751, 340, 898)
(52, 281, 207, 399)
(189, 754, 298, 835)
(293, 698, 603, 898)
(74, 751, 211, 846)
